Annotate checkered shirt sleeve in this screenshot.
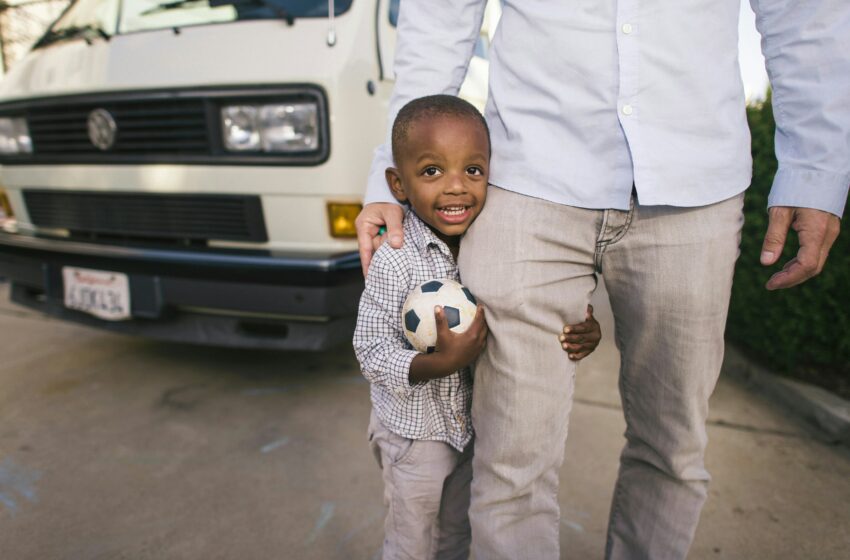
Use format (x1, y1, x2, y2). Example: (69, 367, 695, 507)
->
(353, 246, 422, 396)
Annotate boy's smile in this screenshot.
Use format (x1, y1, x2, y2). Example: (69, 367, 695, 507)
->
(386, 114, 489, 249)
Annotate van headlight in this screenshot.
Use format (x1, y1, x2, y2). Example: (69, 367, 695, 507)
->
(0, 117, 33, 154)
(221, 102, 318, 153)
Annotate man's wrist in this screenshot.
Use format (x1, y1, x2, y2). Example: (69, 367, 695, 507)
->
(768, 168, 849, 218)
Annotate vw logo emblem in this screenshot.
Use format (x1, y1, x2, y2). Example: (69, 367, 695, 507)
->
(87, 108, 117, 151)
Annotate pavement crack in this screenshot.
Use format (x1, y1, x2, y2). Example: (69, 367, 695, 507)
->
(0, 306, 41, 320)
(574, 398, 806, 440)
(159, 384, 209, 411)
(705, 418, 804, 439)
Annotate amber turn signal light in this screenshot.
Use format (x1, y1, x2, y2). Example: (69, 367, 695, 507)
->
(0, 189, 13, 220)
(327, 202, 362, 238)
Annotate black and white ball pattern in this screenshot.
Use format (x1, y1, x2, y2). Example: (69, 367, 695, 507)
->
(401, 278, 478, 353)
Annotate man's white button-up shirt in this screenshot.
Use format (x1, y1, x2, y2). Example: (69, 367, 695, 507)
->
(365, 0, 850, 217)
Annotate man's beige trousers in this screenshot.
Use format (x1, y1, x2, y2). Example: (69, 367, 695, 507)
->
(459, 186, 745, 560)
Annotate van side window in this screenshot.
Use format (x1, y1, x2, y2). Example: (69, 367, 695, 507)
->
(389, 0, 399, 26)
(474, 35, 489, 60)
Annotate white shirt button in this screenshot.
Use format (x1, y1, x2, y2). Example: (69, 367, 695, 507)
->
(622, 104, 633, 116)
(622, 23, 633, 34)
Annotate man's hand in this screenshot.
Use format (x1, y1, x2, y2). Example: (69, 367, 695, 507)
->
(760, 206, 841, 290)
(355, 203, 405, 277)
(559, 304, 602, 361)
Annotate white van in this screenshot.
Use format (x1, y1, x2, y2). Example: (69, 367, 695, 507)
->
(0, 0, 494, 350)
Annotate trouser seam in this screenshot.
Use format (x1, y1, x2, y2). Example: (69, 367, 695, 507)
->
(594, 195, 636, 272)
(606, 195, 636, 248)
(606, 476, 626, 558)
(607, 324, 635, 559)
(594, 210, 610, 272)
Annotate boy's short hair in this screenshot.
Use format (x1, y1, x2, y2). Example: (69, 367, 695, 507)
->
(391, 94, 491, 164)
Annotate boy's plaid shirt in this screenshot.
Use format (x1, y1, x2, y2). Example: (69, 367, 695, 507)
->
(353, 211, 473, 451)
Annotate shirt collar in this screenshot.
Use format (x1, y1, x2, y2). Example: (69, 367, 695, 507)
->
(405, 210, 455, 261)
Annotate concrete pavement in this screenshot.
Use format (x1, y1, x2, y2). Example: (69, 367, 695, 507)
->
(0, 278, 848, 558)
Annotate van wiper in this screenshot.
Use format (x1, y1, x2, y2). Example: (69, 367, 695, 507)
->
(142, 0, 294, 25)
(222, 0, 295, 25)
(34, 24, 111, 48)
(140, 0, 206, 16)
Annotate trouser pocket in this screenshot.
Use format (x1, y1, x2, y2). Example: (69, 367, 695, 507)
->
(369, 409, 418, 469)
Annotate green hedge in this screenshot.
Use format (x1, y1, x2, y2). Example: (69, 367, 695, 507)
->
(726, 97, 850, 398)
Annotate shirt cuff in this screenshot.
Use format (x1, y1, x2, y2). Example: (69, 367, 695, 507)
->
(387, 347, 428, 397)
(768, 167, 850, 218)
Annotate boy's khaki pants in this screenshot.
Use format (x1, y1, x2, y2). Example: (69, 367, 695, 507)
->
(368, 410, 473, 560)
(458, 186, 745, 560)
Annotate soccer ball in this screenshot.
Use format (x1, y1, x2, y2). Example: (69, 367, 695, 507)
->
(401, 278, 478, 353)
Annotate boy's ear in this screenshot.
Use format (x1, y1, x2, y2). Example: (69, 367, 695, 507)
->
(385, 168, 408, 203)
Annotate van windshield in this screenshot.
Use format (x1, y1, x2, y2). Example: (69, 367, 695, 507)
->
(36, 0, 353, 46)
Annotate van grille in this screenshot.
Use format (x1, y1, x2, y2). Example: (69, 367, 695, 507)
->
(23, 190, 268, 242)
(27, 99, 210, 155)
(0, 86, 329, 166)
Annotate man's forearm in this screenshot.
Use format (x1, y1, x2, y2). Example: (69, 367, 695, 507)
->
(751, 0, 850, 218)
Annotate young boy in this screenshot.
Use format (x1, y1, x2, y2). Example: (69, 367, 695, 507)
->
(353, 95, 601, 559)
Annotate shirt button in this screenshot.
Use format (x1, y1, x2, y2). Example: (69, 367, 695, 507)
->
(622, 104, 633, 116)
(622, 23, 633, 34)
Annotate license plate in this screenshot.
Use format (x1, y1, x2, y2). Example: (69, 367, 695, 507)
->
(62, 267, 131, 321)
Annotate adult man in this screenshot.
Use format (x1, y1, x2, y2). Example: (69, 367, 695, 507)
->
(357, 0, 848, 558)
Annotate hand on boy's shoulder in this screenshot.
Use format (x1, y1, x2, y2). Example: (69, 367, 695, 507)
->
(356, 202, 406, 277)
(365, 237, 415, 287)
(372, 234, 411, 264)
(367, 222, 411, 266)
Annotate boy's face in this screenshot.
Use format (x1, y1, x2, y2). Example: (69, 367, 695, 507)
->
(386, 114, 489, 245)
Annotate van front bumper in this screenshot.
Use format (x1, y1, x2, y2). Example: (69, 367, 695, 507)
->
(0, 231, 364, 350)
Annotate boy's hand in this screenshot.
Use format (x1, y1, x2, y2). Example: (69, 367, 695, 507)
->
(434, 304, 488, 372)
(408, 305, 488, 384)
(559, 304, 601, 361)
